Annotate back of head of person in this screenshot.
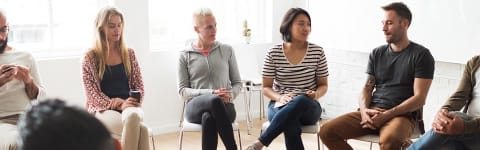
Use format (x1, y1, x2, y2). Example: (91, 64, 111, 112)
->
(18, 99, 121, 150)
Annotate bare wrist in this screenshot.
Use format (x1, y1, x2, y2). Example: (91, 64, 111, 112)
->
(24, 77, 34, 86)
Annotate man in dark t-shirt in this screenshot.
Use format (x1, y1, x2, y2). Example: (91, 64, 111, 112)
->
(320, 2, 435, 150)
(368, 42, 434, 110)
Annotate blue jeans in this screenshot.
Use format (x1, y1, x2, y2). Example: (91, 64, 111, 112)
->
(408, 129, 480, 150)
(259, 95, 321, 150)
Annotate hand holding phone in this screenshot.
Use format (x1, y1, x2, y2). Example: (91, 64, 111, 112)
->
(2, 66, 13, 74)
(129, 90, 141, 102)
(0, 65, 15, 86)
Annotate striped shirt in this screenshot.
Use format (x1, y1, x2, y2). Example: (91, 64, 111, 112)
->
(262, 43, 328, 95)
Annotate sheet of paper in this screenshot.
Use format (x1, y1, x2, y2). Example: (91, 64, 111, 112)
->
(274, 101, 286, 108)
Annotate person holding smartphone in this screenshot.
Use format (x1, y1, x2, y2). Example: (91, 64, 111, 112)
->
(246, 8, 328, 150)
(177, 7, 242, 150)
(82, 6, 148, 150)
(0, 8, 46, 149)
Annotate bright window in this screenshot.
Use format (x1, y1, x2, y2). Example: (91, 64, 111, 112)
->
(148, 0, 271, 51)
(0, 0, 113, 58)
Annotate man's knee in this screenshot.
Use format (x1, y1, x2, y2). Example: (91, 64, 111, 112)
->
(319, 122, 337, 140)
(379, 135, 404, 150)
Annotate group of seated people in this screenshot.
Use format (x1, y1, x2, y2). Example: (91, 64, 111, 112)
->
(1, 2, 479, 150)
(0, 6, 147, 150)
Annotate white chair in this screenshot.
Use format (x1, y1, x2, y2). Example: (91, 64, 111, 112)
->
(260, 121, 323, 150)
(252, 81, 265, 119)
(353, 109, 425, 150)
(242, 79, 265, 135)
(148, 127, 156, 150)
(178, 100, 243, 150)
(241, 80, 254, 135)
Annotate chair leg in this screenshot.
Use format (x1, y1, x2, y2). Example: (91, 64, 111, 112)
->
(178, 131, 184, 150)
(237, 130, 242, 150)
(259, 90, 262, 119)
(316, 134, 321, 150)
(151, 136, 156, 150)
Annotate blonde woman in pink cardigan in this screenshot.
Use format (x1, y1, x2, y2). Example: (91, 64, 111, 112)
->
(82, 6, 148, 150)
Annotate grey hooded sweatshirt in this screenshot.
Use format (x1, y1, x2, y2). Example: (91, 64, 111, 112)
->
(177, 41, 243, 102)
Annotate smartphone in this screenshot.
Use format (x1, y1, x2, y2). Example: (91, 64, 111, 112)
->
(129, 90, 141, 102)
(1, 67, 13, 74)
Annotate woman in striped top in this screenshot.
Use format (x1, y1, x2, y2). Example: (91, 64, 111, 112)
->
(246, 8, 328, 150)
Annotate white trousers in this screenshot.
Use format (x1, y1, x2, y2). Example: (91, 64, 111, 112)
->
(0, 123, 18, 150)
(96, 107, 149, 150)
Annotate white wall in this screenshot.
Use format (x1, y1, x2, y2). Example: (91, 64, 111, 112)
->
(308, 0, 480, 64)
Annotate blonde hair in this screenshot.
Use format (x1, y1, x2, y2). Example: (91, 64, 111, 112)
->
(192, 7, 214, 26)
(92, 6, 131, 81)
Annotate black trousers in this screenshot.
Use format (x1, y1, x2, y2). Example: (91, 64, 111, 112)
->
(186, 94, 237, 150)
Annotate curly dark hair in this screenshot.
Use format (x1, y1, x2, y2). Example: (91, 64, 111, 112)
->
(18, 99, 116, 150)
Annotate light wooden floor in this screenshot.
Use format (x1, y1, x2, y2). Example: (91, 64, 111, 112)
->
(150, 118, 381, 150)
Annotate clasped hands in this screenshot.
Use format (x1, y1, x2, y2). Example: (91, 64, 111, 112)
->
(213, 88, 232, 103)
(360, 108, 390, 130)
(112, 97, 141, 111)
(432, 109, 464, 135)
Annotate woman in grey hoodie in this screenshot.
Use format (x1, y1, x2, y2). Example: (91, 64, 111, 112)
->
(177, 8, 242, 150)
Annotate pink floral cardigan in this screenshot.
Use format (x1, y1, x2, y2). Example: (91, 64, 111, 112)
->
(82, 48, 144, 113)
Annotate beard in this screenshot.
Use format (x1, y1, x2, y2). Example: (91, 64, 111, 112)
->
(0, 37, 7, 54)
(385, 33, 398, 44)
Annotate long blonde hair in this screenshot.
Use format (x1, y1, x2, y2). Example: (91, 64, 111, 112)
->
(92, 6, 131, 81)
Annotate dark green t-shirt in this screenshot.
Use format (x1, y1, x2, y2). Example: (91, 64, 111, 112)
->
(367, 42, 435, 109)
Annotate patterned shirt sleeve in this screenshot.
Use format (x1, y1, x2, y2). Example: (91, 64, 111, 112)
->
(82, 52, 112, 113)
(128, 49, 145, 103)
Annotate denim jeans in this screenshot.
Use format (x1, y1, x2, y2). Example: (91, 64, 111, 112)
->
(186, 94, 237, 150)
(408, 129, 480, 150)
(259, 95, 321, 150)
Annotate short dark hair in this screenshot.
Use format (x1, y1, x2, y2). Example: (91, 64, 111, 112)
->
(382, 2, 412, 27)
(279, 8, 311, 42)
(18, 99, 116, 150)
